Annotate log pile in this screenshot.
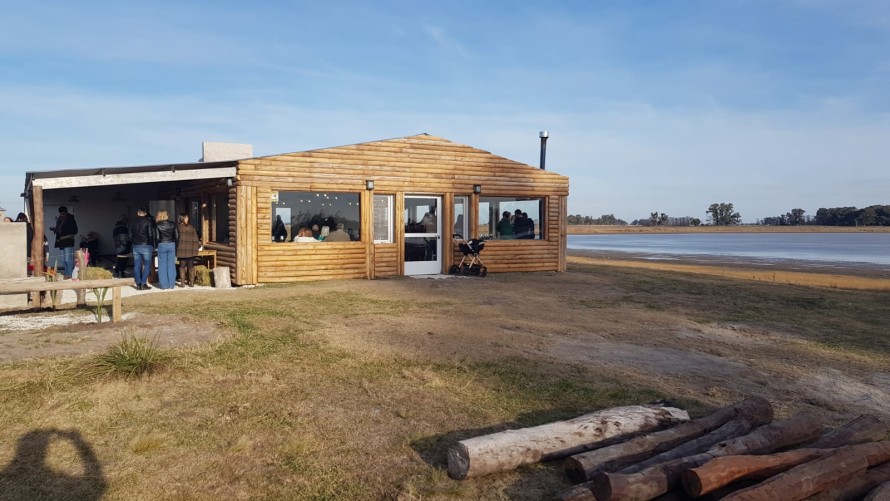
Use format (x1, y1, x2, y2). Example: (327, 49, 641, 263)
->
(445, 397, 890, 500)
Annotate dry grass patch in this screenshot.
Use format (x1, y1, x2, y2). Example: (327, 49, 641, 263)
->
(0, 267, 887, 499)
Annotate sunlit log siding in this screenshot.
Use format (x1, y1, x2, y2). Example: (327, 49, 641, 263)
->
(230, 134, 569, 284)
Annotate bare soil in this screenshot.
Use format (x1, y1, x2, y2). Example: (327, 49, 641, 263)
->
(0, 312, 223, 363)
(1, 258, 888, 421)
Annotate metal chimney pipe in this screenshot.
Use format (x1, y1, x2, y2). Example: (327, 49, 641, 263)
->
(539, 130, 549, 170)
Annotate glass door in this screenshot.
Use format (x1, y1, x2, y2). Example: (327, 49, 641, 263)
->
(404, 195, 441, 275)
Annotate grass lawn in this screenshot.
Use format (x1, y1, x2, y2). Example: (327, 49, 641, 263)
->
(0, 261, 887, 500)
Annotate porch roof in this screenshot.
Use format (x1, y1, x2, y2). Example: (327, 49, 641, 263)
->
(25, 160, 238, 192)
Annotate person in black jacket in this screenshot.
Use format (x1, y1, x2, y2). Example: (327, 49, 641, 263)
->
(112, 216, 131, 278)
(153, 210, 178, 290)
(50, 206, 78, 277)
(128, 207, 155, 290)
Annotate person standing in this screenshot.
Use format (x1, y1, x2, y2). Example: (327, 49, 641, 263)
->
(496, 211, 514, 239)
(272, 215, 288, 242)
(128, 207, 155, 290)
(50, 206, 78, 278)
(154, 210, 178, 290)
(176, 212, 200, 287)
(112, 216, 131, 278)
(15, 213, 34, 272)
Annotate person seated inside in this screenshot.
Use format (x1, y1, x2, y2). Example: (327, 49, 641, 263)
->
(310, 223, 321, 239)
(496, 211, 513, 239)
(318, 225, 330, 241)
(325, 223, 351, 242)
(294, 227, 318, 242)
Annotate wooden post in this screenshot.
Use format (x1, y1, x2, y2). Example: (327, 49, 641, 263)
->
(112, 285, 122, 323)
(469, 192, 479, 239)
(363, 189, 374, 279)
(442, 192, 454, 273)
(395, 193, 405, 276)
(32, 185, 44, 277)
(448, 405, 689, 480)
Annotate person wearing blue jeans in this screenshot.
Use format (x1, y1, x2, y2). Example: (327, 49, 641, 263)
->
(154, 210, 179, 289)
(51, 206, 78, 278)
(128, 207, 155, 290)
(132, 244, 153, 289)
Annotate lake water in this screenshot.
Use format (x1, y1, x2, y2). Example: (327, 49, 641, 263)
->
(568, 233, 890, 267)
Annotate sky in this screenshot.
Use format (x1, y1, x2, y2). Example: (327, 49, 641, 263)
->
(1, 0, 888, 223)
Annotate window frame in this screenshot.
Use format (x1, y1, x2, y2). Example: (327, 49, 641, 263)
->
(373, 194, 394, 243)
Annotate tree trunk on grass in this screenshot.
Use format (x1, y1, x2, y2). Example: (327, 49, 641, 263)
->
(565, 396, 773, 482)
(723, 442, 890, 501)
(806, 414, 888, 449)
(682, 448, 832, 497)
(684, 415, 888, 498)
(621, 417, 757, 474)
(590, 413, 822, 501)
(809, 462, 890, 501)
(446, 405, 689, 480)
(864, 480, 890, 501)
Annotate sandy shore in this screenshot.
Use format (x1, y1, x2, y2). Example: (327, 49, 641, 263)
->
(568, 249, 890, 290)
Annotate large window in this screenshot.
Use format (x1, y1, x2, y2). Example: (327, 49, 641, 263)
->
(271, 191, 361, 242)
(479, 196, 545, 240)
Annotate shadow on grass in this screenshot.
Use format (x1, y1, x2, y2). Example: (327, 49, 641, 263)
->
(0, 428, 107, 501)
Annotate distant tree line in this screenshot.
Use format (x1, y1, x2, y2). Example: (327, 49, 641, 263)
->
(567, 214, 628, 225)
(630, 213, 701, 227)
(761, 205, 890, 226)
(571, 203, 890, 228)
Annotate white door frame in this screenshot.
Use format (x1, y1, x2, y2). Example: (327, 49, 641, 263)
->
(404, 195, 442, 275)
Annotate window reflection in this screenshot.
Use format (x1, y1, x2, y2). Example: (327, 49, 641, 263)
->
(271, 191, 361, 242)
(478, 196, 544, 240)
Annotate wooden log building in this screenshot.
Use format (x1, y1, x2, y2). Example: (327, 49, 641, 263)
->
(23, 134, 570, 285)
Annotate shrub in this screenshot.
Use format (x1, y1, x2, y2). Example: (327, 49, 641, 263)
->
(86, 332, 169, 379)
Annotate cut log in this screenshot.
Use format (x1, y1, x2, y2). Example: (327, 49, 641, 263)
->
(565, 396, 773, 481)
(621, 417, 757, 474)
(865, 480, 890, 501)
(806, 414, 888, 449)
(446, 404, 689, 479)
(556, 484, 597, 501)
(683, 448, 832, 497)
(809, 462, 890, 501)
(685, 417, 888, 498)
(590, 413, 822, 501)
(723, 442, 890, 501)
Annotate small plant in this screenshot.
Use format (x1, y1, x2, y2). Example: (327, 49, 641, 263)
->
(45, 259, 61, 309)
(84, 267, 113, 323)
(86, 332, 169, 379)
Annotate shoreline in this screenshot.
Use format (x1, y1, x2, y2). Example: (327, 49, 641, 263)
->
(567, 249, 890, 291)
(568, 225, 890, 234)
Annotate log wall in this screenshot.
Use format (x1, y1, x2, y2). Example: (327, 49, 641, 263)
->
(231, 134, 569, 284)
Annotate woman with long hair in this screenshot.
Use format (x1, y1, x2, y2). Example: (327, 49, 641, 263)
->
(153, 210, 178, 289)
(176, 212, 200, 287)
